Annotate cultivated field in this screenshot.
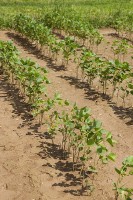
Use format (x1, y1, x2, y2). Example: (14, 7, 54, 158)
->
(0, 1, 133, 200)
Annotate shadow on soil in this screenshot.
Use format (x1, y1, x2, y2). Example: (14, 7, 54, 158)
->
(6, 32, 66, 72)
(37, 132, 91, 196)
(0, 71, 41, 134)
(0, 72, 90, 196)
(59, 75, 133, 125)
(108, 33, 133, 44)
(5, 31, 133, 125)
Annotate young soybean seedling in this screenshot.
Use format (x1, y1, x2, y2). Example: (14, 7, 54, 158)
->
(113, 156, 133, 200)
(111, 40, 130, 62)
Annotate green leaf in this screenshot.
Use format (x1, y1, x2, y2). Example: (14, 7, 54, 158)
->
(107, 153, 116, 161)
(128, 83, 133, 89)
(80, 156, 86, 162)
(130, 90, 133, 95)
(106, 132, 117, 146)
(102, 157, 108, 164)
(64, 100, 70, 106)
(87, 138, 95, 146)
(115, 167, 121, 175)
(106, 132, 112, 139)
(46, 80, 50, 84)
(129, 169, 133, 175)
(97, 145, 107, 155)
(123, 156, 133, 167)
(88, 166, 98, 173)
(94, 120, 102, 129)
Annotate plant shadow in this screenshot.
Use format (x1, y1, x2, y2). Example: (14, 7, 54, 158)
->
(36, 131, 92, 196)
(0, 71, 42, 134)
(6, 31, 133, 126)
(108, 32, 133, 44)
(6, 32, 66, 72)
(59, 75, 133, 125)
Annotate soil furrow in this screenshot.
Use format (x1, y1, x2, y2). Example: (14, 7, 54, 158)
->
(0, 30, 132, 200)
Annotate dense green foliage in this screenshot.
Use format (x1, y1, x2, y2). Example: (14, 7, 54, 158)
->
(0, 0, 132, 29)
(12, 14, 133, 104)
(114, 156, 133, 200)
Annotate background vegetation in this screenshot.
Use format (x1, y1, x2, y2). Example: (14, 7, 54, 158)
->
(0, 0, 133, 28)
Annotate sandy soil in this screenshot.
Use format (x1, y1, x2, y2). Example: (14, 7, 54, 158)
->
(53, 27, 133, 65)
(0, 30, 133, 200)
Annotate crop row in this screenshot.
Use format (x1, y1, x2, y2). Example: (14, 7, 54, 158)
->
(0, 39, 133, 199)
(41, 8, 133, 41)
(0, 39, 116, 192)
(42, 9, 103, 46)
(0, 40, 50, 105)
(0, 6, 132, 42)
(12, 14, 133, 106)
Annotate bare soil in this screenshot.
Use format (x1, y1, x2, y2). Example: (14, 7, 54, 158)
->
(0, 30, 133, 200)
(53, 27, 133, 65)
